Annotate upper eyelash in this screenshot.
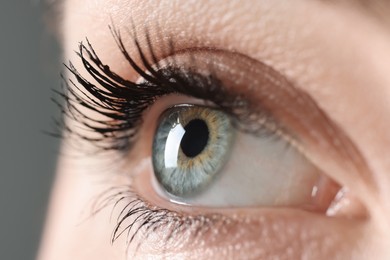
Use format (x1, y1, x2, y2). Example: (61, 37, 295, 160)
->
(53, 27, 279, 154)
(53, 28, 220, 152)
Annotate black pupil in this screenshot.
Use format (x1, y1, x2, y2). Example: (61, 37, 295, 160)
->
(180, 119, 209, 158)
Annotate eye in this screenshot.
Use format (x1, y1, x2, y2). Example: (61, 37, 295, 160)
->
(64, 36, 346, 214)
(151, 103, 338, 211)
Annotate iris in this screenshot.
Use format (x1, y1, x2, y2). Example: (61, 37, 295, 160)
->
(152, 105, 234, 197)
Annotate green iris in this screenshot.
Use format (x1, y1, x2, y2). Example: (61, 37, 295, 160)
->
(152, 105, 235, 197)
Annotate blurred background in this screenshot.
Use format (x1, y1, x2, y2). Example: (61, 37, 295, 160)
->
(0, 1, 60, 259)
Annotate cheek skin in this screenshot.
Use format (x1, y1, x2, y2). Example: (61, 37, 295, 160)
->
(38, 157, 127, 260)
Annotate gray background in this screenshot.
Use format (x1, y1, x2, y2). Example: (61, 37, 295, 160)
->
(0, 1, 60, 259)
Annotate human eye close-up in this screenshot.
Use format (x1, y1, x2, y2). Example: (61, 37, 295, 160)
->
(4, 0, 386, 259)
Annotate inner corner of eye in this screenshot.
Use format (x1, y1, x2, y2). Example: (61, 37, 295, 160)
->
(145, 103, 341, 214)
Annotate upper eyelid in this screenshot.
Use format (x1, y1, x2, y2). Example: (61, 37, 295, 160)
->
(61, 38, 298, 162)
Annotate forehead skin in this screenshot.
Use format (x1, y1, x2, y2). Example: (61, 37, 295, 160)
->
(41, 0, 390, 259)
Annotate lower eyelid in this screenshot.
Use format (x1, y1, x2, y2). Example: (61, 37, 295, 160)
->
(105, 184, 368, 259)
(89, 156, 369, 259)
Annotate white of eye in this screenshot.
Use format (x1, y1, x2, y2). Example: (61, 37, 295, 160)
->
(181, 132, 322, 208)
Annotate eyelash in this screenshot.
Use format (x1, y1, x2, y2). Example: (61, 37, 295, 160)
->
(92, 186, 234, 255)
(54, 26, 288, 252)
(54, 27, 283, 153)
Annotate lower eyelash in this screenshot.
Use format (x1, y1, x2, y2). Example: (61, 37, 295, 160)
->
(92, 186, 234, 257)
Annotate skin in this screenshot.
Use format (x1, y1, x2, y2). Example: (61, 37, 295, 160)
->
(39, 0, 390, 259)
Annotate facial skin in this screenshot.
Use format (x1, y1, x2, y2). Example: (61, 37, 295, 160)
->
(39, 0, 390, 259)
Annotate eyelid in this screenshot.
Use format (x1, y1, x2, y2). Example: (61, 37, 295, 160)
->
(97, 184, 366, 259)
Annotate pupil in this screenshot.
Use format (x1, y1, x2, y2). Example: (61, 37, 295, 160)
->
(180, 119, 209, 158)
